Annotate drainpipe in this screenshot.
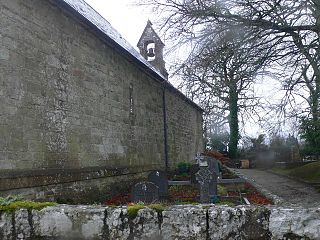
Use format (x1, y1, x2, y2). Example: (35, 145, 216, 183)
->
(162, 86, 169, 171)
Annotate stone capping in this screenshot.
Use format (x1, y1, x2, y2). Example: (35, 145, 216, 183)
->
(0, 204, 319, 239)
(0, 166, 160, 191)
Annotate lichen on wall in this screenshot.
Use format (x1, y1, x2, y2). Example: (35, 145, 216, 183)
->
(0, 205, 319, 240)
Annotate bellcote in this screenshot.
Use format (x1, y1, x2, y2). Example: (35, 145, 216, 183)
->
(137, 21, 168, 80)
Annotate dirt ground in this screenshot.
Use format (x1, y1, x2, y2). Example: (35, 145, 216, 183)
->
(235, 169, 320, 208)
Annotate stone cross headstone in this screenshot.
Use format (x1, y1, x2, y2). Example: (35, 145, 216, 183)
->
(196, 168, 212, 203)
(195, 156, 212, 203)
(148, 170, 168, 198)
(131, 181, 159, 203)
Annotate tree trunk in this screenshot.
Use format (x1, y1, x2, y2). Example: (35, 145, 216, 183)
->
(228, 84, 239, 158)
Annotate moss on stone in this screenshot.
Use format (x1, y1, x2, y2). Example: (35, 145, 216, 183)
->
(148, 203, 166, 214)
(127, 204, 145, 219)
(0, 200, 56, 212)
(217, 201, 236, 207)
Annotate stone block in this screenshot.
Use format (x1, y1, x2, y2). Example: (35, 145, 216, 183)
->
(269, 207, 320, 239)
(106, 206, 160, 240)
(105, 207, 130, 239)
(0, 212, 12, 240)
(208, 206, 247, 239)
(131, 208, 161, 240)
(161, 205, 207, 240)
(14, 209, 32, 240)
(32, 205, 105, 239)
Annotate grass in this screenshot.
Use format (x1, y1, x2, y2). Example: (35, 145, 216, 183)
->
(272, 161, 320, 183)
(289, 161, 320, 182)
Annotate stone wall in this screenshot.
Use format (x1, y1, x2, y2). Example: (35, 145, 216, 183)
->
(0, 0, 203, 200)
(166, 89, 203, 167)
(0, 205, 319, 239)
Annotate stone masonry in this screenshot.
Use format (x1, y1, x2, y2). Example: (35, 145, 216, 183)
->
(0, 204, 319, 239)
(0, 0, 203, 201)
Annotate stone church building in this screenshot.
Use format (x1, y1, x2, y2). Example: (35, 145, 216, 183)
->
(0, 0, 203, 202)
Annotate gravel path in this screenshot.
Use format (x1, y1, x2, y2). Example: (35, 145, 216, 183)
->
(235, 169, 320, 208)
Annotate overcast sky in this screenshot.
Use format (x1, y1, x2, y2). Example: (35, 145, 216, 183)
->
(84, 0, 154, 50)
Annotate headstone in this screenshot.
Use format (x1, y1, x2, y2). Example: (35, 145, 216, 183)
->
(148, 170, 168, 198)
(207, 157, 222, 179)
(131, 181, 159, 203)
(190, 164, 200, 184)
(203, 157, 220, 197)
(195, 166, 212, 203)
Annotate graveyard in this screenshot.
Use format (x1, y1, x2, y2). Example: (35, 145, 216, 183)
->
(103, 154, 274, 207)
(1, 155, 318, 240)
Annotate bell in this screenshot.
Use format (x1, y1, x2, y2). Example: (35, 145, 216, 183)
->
(147, 48, 155, 57)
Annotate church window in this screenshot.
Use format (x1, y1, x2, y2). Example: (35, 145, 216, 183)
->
(129, 83, 134, 114)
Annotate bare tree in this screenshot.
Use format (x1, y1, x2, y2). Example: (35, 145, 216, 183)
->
(176, 28, 271, 157)
(139, 0, 320, 152)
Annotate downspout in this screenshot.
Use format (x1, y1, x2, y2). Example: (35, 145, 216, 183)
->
(162, 86, 169, 171)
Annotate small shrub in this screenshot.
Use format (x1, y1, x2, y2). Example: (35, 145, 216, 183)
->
(177, 162, 192, 174)
(218, 185, 227, 196)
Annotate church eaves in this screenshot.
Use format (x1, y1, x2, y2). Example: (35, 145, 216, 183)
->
(57, 0, 203, 112)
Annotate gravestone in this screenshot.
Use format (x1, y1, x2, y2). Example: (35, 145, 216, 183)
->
(131, 181, 159, 203)
(190, 164, 200, 184)
(206, 157, 220, 197)
(148, 170, 168, 198)
(195, 154, 212, 203)
(207, 157, 221, 179)
(195, 167, 212, 203)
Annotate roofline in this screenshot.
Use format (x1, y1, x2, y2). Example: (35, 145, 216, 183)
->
(55, 0, 204, 112)
(164, 82, 204, 112)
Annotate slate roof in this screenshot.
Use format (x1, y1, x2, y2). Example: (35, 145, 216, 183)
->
(57, 0, 203, 112)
